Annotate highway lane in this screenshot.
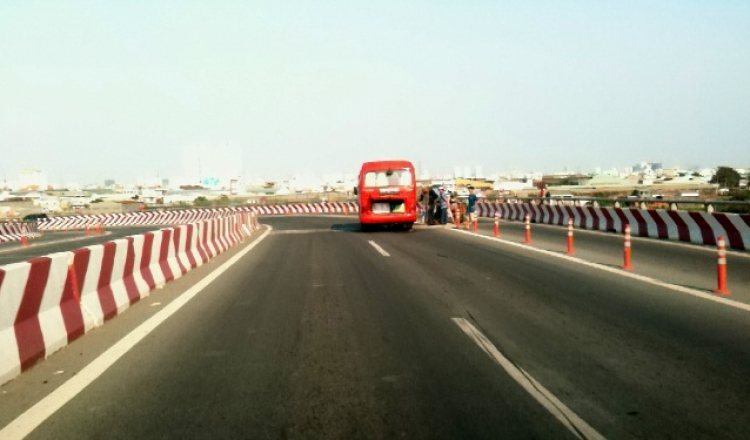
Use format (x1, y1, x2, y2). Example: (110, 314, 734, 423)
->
(472, 216, 750, 302)
(0, 226, 166, 266)
(2, 216, 749, 439)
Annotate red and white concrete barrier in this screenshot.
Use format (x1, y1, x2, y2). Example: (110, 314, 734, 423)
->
(0, 212, 260, 386)
(36, 204, 355, 231)
(0, 221, 42, 243)
(0, 254, 84, 385)
(475, 202, 750, 251)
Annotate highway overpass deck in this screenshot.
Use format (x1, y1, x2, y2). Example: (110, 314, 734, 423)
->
(1, 217, 748, 439)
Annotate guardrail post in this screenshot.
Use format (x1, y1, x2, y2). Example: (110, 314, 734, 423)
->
(566, 218, 575, 255)
(524, 214, 532, 244)
(714, 236, 730, 295)
(623, 224, 633, 271)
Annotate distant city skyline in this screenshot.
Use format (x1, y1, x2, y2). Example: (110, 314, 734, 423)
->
(2, 2, 748, 185)
(1, 159, 746, 192)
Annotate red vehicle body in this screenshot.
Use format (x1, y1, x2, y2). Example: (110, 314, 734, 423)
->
(358, 160, 417, 230)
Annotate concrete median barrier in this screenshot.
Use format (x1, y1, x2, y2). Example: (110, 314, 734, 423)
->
(34, 204, 359, 232)
(476, 202, 750, 250)
(0, 213, 259, 386)
(0, 221, 42, 243)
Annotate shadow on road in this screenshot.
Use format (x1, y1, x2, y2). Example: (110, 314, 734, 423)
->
(330, 223, 422, 233)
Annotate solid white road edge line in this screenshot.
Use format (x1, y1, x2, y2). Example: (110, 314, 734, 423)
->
(450, 228, 750, 313)
(0, 226, 273, 440)
(368, 240, 390, 257)
(452, 318, 606, 440)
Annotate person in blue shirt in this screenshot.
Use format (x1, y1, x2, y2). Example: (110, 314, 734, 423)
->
(465, 186, 478, 229)
(439, 187, 451, 224)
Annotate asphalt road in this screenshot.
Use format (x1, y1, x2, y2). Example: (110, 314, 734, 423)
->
(2, 216, 749, 439)
(471, 216, 750, 303)
(0, 226, 165, 266)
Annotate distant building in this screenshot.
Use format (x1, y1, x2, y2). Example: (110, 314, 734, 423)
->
(493, 180, 534, 192)
(17, 169, 47, 191)
(633, 162, 663, 176)
(454, 166, 483, 179)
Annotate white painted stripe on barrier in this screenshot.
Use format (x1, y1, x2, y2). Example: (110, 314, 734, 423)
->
(205, 221, 218, 258)
(175, 225, 191, 269)
(673, 210, 701, 245)
(654, 209, 678, 241)
(79, 245, 105, 329)
(149, 232, 167, 288)
(589, 207, 605, 232)
(129, 235, 150, 297)
(111, 240, 131, 315)
(701, 211, 729, 242)
(39, 252, 70, 357)
(164, 230, 183, 281)
(727, 214, 750, 244)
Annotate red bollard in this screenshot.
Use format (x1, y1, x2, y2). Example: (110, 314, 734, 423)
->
(566, 218, 575, 255)
(454, 208, 460, 228)
(623, 224, 633, 270)
(493, 212, 500, 237)
(524, 214, 532, 244)
(20, 224, 28, 247)
(85, 225, 90, 237)
(714, 236, 731, 295)
(473, 216, 478, 233)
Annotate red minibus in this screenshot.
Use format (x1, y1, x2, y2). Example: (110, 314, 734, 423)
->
(358, 160, 417, 230)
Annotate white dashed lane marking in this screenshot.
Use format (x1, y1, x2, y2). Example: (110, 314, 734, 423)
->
(368, 240, 390, 257)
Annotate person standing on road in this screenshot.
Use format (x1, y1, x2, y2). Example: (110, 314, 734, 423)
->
(419, 187, 429, 223)
(429, 185, 440, 224)
(440, 187, 451, 225)
(465, 186, 478, 229)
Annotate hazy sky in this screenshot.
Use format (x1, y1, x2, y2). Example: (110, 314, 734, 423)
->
(2, 1, 749, 184)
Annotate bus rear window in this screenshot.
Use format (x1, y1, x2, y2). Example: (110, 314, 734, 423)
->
(363, 169, 412, 188)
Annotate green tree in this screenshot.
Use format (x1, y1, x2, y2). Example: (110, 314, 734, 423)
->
(710, 166, 741, 188)
(194, 196, 211, 207)
(215, 195, 230, 207)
